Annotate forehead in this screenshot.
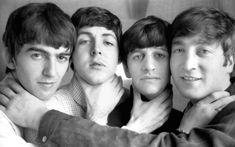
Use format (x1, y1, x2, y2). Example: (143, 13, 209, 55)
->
(172, 35, 218, 46)
(78, 26, 117, 39)
(19, 43, 71, 54)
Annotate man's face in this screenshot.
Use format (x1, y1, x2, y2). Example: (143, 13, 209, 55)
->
(12, 44, 71, 101)
(73, 26, 119, 85)
(170, 35, 233, 102)
(126, 46, 170, 100)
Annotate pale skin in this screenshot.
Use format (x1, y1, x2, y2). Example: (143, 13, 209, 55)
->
(6, 43, 71, 101)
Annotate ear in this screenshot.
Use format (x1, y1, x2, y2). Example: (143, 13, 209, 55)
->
(226, 55, 234, 74)
(123, 63, 131, 78)
(4, 50, 16, 70)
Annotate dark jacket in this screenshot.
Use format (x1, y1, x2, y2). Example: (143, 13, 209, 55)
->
(38, 77, 235, 147)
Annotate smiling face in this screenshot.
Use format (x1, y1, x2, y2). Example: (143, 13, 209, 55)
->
(10, 43, 71, 101)
(170, 35, 233, 102)
(125, 46, 170, 100)
(72, 26, 119, 85)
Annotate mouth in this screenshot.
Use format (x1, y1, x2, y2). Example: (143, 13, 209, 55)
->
(181, 76, 201, 81)
(38, 82, 56, 88)
(90, 61, 105, 68)
(141, 76, 160, 80)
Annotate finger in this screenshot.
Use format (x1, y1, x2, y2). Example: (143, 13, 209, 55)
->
(0, 93, 11, 107)
(0, 87, 16, 100)
(212, 95, 235, 111)
(0, 104, 6, 111)
(200, 91, 230, 104)
(6, 79, 25, 93)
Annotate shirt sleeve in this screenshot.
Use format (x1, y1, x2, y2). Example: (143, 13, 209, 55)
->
(0, 111, 37, 147)
(38, 105, 235, 147)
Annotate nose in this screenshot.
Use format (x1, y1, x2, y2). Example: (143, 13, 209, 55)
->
(42, 58, 57, 77)
(90, 39, 102, 56)
(183, 52, 198, 71)
(143, 56, 156, 72)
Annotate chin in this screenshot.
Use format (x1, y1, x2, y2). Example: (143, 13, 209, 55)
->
(180, 90, 206, 100)
(141, 90, 161, 99)
(88, 79, 107, 85)
(36, 91, 55, 101)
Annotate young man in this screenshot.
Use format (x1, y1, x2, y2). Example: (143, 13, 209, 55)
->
(113, 15, 182, 133)
(1, 7, 235, 147)
(0, 2, 76, 146)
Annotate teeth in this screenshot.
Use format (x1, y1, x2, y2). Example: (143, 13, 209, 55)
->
(183, 77, 200, 81)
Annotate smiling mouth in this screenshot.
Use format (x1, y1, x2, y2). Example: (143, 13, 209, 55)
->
(181, 76, 201, 81)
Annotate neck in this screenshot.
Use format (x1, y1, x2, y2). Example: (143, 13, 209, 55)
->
(74, 72, 115, 95)
(74, 73, 96, 94)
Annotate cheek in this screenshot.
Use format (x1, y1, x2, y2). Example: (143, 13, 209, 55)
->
(58, 63, 69, 77)
(128, 63, 140, 78)
(170, 57, 179, 70)
(160, 68, 170, 84)
(15, 66, 37, 88)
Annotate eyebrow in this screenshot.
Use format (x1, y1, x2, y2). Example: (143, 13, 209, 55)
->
(157, 46, 168, 51)
(132, 46, 168, 53)
(77, 31, 91, 37)
(172, 38, 211, 46)
(26, 47, 71, 56)
(102, 33, 117, 40)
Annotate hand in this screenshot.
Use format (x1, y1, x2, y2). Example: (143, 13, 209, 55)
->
(124, 87, 172, 133)
(85, 75, 124, 125)
(0, 78, 48, 130)
(179, 91, 235, 133)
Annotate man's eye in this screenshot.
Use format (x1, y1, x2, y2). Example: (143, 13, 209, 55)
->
(133, 54, 143, 60)
(172, 48, 184, 54)
(78, 40, 90, 45)
(104, 41, 114, 46)
(155, 53, 166, 59)
(198, 49, 210, 55)
(57, 55, 69, 63)
(31, 53, 42, 60)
